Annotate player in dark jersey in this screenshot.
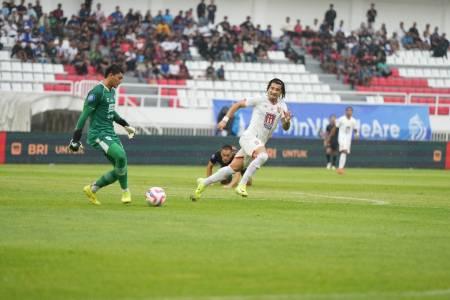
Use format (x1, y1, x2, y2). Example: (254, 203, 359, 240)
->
(324, 114, 338, 170)
(207, 145, 250, 188)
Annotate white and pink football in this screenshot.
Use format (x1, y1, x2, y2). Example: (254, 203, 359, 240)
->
(145, 187, 166, 207)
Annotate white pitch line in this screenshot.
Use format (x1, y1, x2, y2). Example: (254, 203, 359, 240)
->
(291, 192, 389, 205)
(142, 288, 450, 300)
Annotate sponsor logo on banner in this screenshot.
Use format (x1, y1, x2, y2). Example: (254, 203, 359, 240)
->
(409, 114, 427, 141)
(11, 142, 22, 155)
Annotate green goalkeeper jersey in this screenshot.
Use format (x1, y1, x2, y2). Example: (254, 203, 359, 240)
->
(75, 82, 123, 146)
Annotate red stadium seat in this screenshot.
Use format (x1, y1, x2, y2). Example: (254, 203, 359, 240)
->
(55, 74, 66, 80)
(43, 84, 54, 91)
(437, 107, 450, 115)
(429, 107, 436, 114)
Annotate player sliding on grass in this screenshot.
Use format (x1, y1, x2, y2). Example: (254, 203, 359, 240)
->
(68, 64, 136, 205)
(191, 78, 291, 200)
(329, 106, 358, 175)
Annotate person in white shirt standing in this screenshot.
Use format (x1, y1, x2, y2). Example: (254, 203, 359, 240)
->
(329, 106, 358, 175)
(191, 78, 292, 200)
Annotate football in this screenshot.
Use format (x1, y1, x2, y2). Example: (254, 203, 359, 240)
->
(145, 187, 166, 206)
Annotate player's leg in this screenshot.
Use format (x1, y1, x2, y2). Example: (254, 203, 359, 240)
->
(88, 142, 131, 203)
(337, 136, 349, 174)
(191, 156, 243, 201)
(236, 146, 268, 197)
(83, 140, 117, 205)
(108, 143, 131, 204)
(332, 150, 338, 169)
(325, 147, 331, 169)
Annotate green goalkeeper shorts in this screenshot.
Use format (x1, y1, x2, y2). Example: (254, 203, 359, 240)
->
(88, 133, 123, 154)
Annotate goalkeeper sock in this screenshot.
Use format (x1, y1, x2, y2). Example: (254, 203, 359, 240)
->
(91, 183, 100, 193)
(240, 152, 268, 185)
(118, 172, 128, 190)
(204, 166, 235, 186)
(339, 153, 347, 169)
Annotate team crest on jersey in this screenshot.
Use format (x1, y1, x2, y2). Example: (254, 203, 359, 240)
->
(87, 94, 95, 102)
(264, 113, 276, 129)
(105, 136, 112, 141)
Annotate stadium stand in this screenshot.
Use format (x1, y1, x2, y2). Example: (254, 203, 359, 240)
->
(0, 0, 449, 119)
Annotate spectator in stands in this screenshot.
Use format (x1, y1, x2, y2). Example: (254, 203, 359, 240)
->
(366, 3, 377, 26)
(92, 3, 104, 20)
(217, 16, 230, 32)
(206, 62, 215, 80)
(334, 20, 344, 34)
(207, 0, 216, 24)
(173, 10, 185, 31)
(33, 0, 42, 19)
(1, 2, 10, 18)
(110, 6, 123, 23)
(168, 60, 180, 79)
(282, 17, 293, 36)
(16, 0, 26, 16)
(431, 26, 440, 50)
(243, 37, 256, 62)
(294, 19, 302, 35)
(78, 3, 89, 21)
(325, 4, 337, 31)
(73, 53, 88, 75)
(433, 33, 449, 58)
(52, 3, 64, 23)
(408, 22, 420, 43)
(197, 0, 206, 23)
(10, 39, 26, 60)
(395, 21, 406, 46)
(163, 9, 173, 25)
(240, 16, 254, 31)
(178, 61, 191, 79)
(264, 25, 272, 38)
(216, 64, 225, 80)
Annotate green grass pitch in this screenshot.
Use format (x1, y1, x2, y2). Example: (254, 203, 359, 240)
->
(1, 164, 450, 300)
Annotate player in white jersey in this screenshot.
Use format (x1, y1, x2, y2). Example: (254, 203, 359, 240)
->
(190, 78, 292, 200)
(329, 106, 358, 175)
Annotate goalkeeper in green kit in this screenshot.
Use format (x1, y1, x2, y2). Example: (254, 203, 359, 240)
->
(68, 64, 136, 205)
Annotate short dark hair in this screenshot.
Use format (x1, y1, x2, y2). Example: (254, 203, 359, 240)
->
(266, 78, 286, 99)
(346, 106, 353, 111)
(221, 145, 233, 151)
(104, 64, 124, 78)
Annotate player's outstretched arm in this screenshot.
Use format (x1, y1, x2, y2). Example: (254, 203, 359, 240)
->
(113, 111, 136, 139)
(217, 100, 246, 130)
(206, 161, 214, 177)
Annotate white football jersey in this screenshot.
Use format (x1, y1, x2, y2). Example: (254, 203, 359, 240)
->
(242, 94, 288, 144)
(336, 115, 357, 138)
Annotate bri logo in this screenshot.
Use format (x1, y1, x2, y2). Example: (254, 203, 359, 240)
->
(408, 114, 427, 141)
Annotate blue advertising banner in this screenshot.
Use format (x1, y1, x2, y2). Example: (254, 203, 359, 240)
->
(213, 100, 431, 141)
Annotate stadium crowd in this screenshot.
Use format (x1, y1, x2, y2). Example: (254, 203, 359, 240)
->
(286, 3, 450, 88)
(0, 0, 291, 82)
(0, 1, 448, 87)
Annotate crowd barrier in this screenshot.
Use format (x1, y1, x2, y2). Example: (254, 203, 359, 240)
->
(0, 132, 448, 169)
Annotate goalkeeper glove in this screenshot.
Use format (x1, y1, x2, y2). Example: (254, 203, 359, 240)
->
(69, 139, 83, 152)
(69, 129, 83, 152)
(124, 126, 136, 139)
